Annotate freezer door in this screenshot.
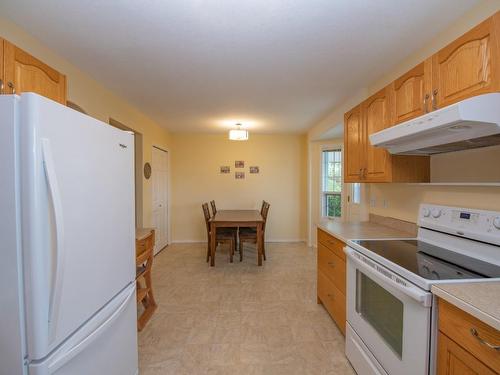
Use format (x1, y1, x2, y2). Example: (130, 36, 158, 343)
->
(0, 95, 27, 375)
(29, 283, 138, 375)
(19, 93, 135, 360)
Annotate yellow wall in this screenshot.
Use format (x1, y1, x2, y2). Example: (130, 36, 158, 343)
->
(307, 0, 500, 228)
(0, 16, 171, 227)
(171, 133, 308, 242)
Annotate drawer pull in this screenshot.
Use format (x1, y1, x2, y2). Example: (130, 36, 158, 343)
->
(327, 293, 334, 300)
(470, 328, 500, 351)
(328, 261, 335, 267)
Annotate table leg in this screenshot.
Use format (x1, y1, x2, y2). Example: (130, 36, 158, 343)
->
(210, 222, 216, 267)
(257, 222, 263, 266)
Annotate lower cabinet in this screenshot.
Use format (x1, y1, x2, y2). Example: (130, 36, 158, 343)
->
(437, 298, 499, 375)
(317, 229, 346, 335)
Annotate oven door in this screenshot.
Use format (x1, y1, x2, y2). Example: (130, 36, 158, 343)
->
(345, 247, 432, 375)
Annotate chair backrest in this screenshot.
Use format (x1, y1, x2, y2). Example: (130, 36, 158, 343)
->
(262, 202, 270, 231)
(202, 203, 211, 235)
(210, 200, 217, 215)
(260, 200, 266, 214)
(136, 230, 155, 279)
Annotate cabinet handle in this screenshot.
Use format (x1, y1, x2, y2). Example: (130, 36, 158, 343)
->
(7, 81, 15, 94)
(327, 293, 335, 300)
(359, 168, 363, 178)
(431, 89, 438, 110)
(423, 93, 430, 113)
(470, 328, 500, 351)
(327, 261, 335, 267)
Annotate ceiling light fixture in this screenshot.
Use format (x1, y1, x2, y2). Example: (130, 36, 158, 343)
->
(228, 123, 249, 141)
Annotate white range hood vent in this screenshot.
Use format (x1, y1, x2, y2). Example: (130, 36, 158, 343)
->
(369, 93, 500, 155)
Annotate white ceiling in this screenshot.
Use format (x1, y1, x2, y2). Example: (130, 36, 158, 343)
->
(1, 0, 480, 134)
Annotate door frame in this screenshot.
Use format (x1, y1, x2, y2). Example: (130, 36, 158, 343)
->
(151, 145, 171, 250)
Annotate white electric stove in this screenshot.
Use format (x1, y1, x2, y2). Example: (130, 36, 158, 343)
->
(344, 204, 500, 375)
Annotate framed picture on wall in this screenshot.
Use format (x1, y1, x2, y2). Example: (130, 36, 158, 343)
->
(235, 172, 245, 179)
(235, 160, 245, 168)
(249, 166, 259, 174)
(220, 166, 230, 174)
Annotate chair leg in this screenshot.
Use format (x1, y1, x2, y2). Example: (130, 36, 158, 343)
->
(229, 239, 234, 263)
(206, 238, 211, 262)
(262, 240, 266, 261)
(239, 239, 243, 261)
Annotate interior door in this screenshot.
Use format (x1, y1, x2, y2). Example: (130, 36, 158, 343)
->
(433, 12, 500, 109)
(344, 105, 364, 183)
(20, 93, 135, 360)
(151, 146, 168, 254)
(364, 87, 392, 182)
(3, 41, 67, 104)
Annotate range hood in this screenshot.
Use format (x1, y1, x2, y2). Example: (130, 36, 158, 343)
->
(369, 93, 500, 155)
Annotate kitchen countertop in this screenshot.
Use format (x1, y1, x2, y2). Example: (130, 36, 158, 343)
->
(432, 282, 500, 331)
(317, 220, 415, 243)
(136, 227, 154, 241)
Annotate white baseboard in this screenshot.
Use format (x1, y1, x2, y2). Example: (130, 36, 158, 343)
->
(171, 238, 307, 244)
(170, 240, 204, 244)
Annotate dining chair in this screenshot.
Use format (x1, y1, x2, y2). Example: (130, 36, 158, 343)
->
(136, 229, 157, 331)
(202, 202, 236, 264)
(210, 200, 217, 216)
(238, 201, 270, 261)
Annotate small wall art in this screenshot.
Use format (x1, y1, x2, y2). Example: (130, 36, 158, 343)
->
(235, 160, 245, 168)
(249, 166, 259, 174)
(235, 171, 245, 179)
(220, 166, 230, 174)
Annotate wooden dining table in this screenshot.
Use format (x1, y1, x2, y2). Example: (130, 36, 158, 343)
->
(209, 209, 264, 267)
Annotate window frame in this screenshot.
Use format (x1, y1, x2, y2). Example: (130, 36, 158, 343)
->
(320, 145, 343, 220)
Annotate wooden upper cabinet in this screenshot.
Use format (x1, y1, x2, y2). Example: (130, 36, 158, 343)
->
(363, 86, 392, 181)
(344, 105, 364, 182)
(3, 41, 67, 104)
(433, 11, 500, 109)
(392, 58, 433, 124)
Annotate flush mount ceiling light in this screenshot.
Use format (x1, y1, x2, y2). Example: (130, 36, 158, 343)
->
(228, 123, 249, 141)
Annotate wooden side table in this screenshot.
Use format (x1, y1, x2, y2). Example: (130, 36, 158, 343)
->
(135, 228, 157, 331)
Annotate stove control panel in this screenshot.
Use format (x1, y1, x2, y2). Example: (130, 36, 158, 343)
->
(418, 204, 500, 246)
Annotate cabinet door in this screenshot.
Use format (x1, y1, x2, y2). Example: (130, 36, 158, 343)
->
(363, 86, 392, 182)
(3, 41, 66, 104)
(393, 58, 432, 124)
(344, 105, 364, 182)
(437, 332, 496, 375)
(433, 12, 500, 109)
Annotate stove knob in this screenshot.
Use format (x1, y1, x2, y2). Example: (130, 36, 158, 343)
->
(422, 208, 430, 217)
(493, 216, 500, 229)
(431, 208, 442, 218)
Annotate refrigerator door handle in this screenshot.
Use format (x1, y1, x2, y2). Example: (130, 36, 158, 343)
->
(42, 138, 65, 339)
(47, 285, 135, 373)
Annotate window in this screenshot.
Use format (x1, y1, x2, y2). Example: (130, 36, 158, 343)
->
(322, 149, 342, 217)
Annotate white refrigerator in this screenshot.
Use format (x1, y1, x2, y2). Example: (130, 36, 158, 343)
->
(0, 93, 138, 375)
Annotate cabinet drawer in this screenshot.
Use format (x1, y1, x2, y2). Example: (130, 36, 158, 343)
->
(317, 269, 346, 335)
(317, 229, 346, 261)
(317, 243, 346, 295)
(438, 299, 500, 373)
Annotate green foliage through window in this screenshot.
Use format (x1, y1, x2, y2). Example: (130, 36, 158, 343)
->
(322, 149, 342, 217)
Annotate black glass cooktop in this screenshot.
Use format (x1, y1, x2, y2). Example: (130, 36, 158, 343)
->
(352, 239, 500, 281)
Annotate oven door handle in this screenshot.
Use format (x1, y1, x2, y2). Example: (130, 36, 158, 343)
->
(345, 247, 432, 307)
